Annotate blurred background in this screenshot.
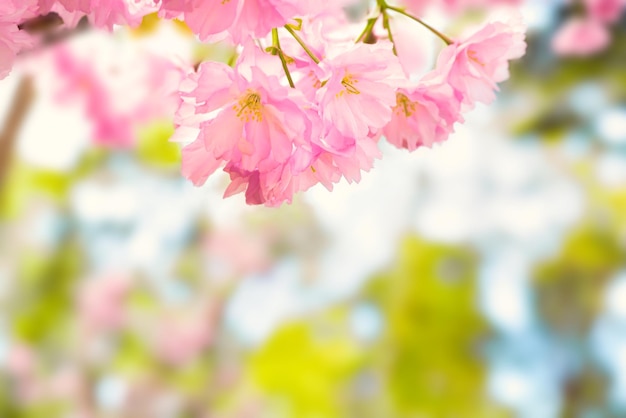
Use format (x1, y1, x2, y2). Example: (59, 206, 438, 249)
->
(1, 1, 626, 417)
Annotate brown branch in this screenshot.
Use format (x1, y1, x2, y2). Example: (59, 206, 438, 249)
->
(0, 76, 35, 192)
(18, 15, 90, 58)
(0, 14, 89, 192)
(18, 12, 64, 34)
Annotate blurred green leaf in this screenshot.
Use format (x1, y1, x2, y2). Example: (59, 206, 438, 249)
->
(250, 313, 362, 418)
(363, 237, 509, 417)
(135, 120, 180, 168)
(535, 223, 625, 335)
(12, 237, 83, 345)
(0, 162, 71, 220)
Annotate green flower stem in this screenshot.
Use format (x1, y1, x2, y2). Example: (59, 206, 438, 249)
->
(381, 9, 397, 55)
(355, 16, 379, 43)
(385, 5, 454, 45)
(272, 28, 296, 88)
(284, 25, 321, 64)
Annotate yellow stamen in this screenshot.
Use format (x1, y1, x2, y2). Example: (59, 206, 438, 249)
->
(468, 50, 485, 67)
(395, 93, 417, 117)
(336, 73, 360, 98)
(233, 91, 263, 122)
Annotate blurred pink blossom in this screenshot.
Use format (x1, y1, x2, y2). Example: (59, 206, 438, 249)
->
(584, 0, 626, 23)
(155, 315, 214, 365)
(5, 343, 36, 379)
(0, 0, 37, 79)
(77, 272, 131, 330)
(204, 228, 271, 280)
(46, 33, 184, 147)
(552, 17, 611, 56)
(52, 0, 159, 29)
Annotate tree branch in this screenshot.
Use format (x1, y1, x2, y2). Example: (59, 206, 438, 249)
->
(0, 76, 35, 192)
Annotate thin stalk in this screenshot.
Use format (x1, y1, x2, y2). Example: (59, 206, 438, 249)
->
(272, 28, 295, 88)
(355, 16, 379, 43)
(381, 10, 397, 55)
(284, 25, 320, 64)
(386, 5, 454, 45)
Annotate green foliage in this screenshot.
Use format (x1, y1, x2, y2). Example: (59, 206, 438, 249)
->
(363, 237, 508, 418)
(0, 162, 71, 220)
(136, 120, 181, 168)
(532, 218, 625, 415)
(0, 400, 67, 418)
(113, 332, 158, 377)
(535, 164, 626, 335)
(250, 312, 363, 418)
(194, 42, 239, 67)
(248, 237, 509, 418)
(535, 222, 626, 334)
(507, 25, 626, 140)
(0, 148, 108, 221)
(12, 237, 83, 345)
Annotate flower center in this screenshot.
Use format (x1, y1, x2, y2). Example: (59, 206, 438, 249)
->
(234, 91, 263, 122)
(337, 73, 360, 98)
(468, 50, 485, 67)
(395, 93, 417, 117)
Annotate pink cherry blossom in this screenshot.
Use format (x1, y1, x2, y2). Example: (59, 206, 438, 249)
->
(386, 13, 433, 77)
(230, 0, 298, 41)
(383, 78, 462, 151)
(173, 9, 527, 205)
(155, 315, 214, 365)
(46, 33, 184, 148)
(166, 0, 335, 43)
(164, 0, 239, 40)
(4, 344, 36, 378)
(176, 39, 402, 205)
(204, 228, 271, 280)
(552, 17, 611, 56)
(0, 0, 37, 79)
(53, 0, 159, 29)
(157, 0, 195, 17)
(584, 0, 626, 23)
(434, 15, 526, 107)
(315, 129, 382, 186)
(0, 0, 527, 205)
(399, 0, 523, 15)
(177, 57, 318, 205)
(279, 13, 357, 100)
(3, 344, 41, 402)
(316, 43, 403, 141)
(77, 273, 131, 330)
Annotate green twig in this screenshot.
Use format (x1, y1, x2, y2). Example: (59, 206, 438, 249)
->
(381, 10, 397, 55)
(385, 5, 454, 45)
(271, 28, 295, 88)
(355, 16, 379, 43)
(284, 25, 321, 64)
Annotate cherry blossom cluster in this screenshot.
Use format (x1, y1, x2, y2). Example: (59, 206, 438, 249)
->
(552, 0, 625, 56)
(173, 4, 526, 206)
(1, 0, 527, 206)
